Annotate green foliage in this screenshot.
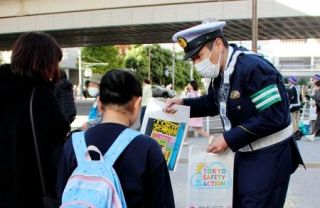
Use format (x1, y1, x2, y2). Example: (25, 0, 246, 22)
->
(124, 45, 148, 81)
(72, 45, 205, 92)
(81, 46, 123, 74)
(124, 44, 173, 85)
(174, 60, 191, 90)
(124, 44, 203, 91)
(149, 44, 172, 85)
(174, 52, 202, 91)
(297, 78, 309, 86)
(284, 77, 309, 86)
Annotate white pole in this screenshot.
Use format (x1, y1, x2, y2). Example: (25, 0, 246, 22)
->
(206, 117, 210, 134)
(190, 61, 194, 80)
(172, 43, 175, 90)
(78, 49, 82, 99)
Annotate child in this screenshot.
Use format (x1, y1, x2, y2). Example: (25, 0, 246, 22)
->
(81, 73, 103, 130)
(56, 69, 175, 207)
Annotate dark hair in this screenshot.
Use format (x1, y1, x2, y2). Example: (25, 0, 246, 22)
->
(315, 80, 320, 87)
(11, 32, 62, 83)
(100, 69, 142, 105)
(144, 79, 151, 84)
(205, 35, 229, 50)
(60, 70, 67, 79)
(189, 80, 198, 91)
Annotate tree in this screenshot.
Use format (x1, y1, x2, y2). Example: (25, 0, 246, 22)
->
(174, 59, 191, 91)
(81, 46, 123, 74)
(124, 44, 203, 90)
(124, 44, 173, 85)
(149, 44, 172, 85)
(124, 45, 148, 81)
(174, 52, 202, 91)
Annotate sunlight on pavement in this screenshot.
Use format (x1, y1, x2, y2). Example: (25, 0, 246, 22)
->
(284, 199, 296, 208)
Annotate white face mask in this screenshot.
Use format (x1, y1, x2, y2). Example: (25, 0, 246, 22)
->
(194, 45, 221, 78)
(88, 87, 99, 97)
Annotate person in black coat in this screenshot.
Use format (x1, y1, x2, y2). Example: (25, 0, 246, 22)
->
(0, 32, 70, 207)
(54, 70, 77, 124)
(287, 77, 301, 132)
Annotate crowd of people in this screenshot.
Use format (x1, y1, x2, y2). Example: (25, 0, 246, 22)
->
(0, 19, 308, 208)
(286, 74, 320, 138)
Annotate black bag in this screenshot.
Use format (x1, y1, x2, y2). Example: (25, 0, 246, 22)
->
(30, 88, 60, 208)
(42, 197, 60, 208)
(292, 130, 303, 140)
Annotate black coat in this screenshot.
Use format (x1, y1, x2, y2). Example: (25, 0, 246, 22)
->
(0, 64, 70, 207)
(54, 78, 77, 124)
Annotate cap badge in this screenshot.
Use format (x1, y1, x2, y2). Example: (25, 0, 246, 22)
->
(177, 37, 188, 49)
(230, 90, 240, 99)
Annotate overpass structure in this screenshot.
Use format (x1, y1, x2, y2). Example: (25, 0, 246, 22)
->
(0, 0, 320, 50)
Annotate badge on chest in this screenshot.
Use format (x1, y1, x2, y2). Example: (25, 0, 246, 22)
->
(230, 90, 240, 99)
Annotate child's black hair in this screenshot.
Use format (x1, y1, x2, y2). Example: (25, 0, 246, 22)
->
(100, 69, 142, 105)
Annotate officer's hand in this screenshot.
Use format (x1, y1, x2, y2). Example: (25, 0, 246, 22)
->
(163, 98, 183, 114)
(207, 134, 228, 154)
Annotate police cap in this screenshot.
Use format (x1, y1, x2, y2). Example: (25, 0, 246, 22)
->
(172, 21, 226, 60)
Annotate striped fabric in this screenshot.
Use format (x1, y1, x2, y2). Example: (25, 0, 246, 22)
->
(250, 84, 282, 111)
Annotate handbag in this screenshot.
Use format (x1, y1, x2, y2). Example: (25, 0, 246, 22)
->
(187, 145, 234, 207)
(29, 88, 60, 208)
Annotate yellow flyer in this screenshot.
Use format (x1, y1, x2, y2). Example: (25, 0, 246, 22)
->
(140, 98, 190, 171)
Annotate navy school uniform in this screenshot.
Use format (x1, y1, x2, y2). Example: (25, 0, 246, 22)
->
(183, 44, 304, 207)
(56, 123, 175, 208)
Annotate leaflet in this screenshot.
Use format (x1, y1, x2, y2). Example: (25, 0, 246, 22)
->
(141, 98, 190, 171)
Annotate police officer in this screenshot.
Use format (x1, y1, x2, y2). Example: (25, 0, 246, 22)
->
(165, 21, 304, 207)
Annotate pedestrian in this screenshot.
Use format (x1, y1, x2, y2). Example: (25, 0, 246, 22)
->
(54, 70, 77, 124)
(308, 74, 320, 133)
(287, 76, 301, 132)
(56, 69, 175, 207)
(311, 80, 320, 136)
(85, 73, 102, 120)
(140, 78, 153, 126)
(164, 21, 304, 208)
(0, 32, 70, 207)
(81, 73, 103, 130)
(183, 80, 210, 145)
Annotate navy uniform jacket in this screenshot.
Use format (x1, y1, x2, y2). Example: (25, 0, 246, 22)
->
(183, 44, 303, 194)
(287, 85, 301, 112)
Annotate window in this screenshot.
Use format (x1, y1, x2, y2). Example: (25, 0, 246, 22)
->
(279, 57, 311, 69)
(314, 57, 320, 69)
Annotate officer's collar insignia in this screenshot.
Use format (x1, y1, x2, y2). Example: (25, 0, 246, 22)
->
(230, 90, 240, 99)
(177, 37, 188, 49)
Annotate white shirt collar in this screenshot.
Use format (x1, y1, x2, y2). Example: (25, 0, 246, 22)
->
(224, 45, 234, 71)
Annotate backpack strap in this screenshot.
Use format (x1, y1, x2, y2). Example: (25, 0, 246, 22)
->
(104, 128, 140, 166)
(72, 131, 87, 165)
